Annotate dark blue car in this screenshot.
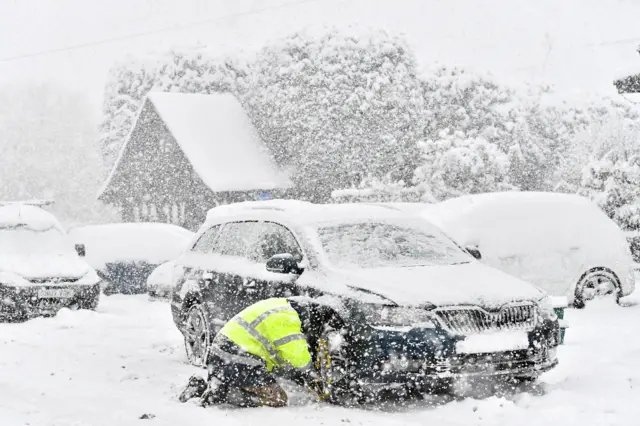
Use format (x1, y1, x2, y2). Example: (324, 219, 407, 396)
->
(170, 201, 560, 400)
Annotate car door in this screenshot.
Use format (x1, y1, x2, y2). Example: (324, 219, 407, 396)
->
(212, 221, 270, 319)
(173, 224, 224, 326)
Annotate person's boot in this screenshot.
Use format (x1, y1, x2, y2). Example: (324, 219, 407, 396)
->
(179, 375, 208, 402)
(243, 383, 288, 407)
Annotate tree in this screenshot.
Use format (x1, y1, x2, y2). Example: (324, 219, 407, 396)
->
(577, 99, 640, 230)
(244, 29, 425, 201)
(413, 130, 513, 200)
(580, 152, 640, 230)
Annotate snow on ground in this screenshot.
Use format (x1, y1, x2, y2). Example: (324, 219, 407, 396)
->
(1, 293, 640, 426)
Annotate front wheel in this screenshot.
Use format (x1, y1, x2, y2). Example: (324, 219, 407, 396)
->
(314, 331, 359, 404)
(574, 269, 620, 309)
(184, 304, 212, 367)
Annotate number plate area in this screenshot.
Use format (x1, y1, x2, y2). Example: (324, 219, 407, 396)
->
(38, 288, 75, 299)
(455, 331, 530, 354)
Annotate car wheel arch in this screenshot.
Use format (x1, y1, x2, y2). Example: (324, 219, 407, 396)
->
(577, 266, 621, 287)
(573, 266, 622, 308)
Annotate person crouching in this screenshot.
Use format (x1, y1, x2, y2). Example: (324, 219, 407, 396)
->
(179, 297, 342, 407)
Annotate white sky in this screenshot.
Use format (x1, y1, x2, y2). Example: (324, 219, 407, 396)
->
(1, 0, 640, 111)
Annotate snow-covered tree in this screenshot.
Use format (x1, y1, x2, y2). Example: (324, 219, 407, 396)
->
(413, 130, 514, 200)
(580, 152, 640, 230)
(244, 29, 425, 201)
(419, 67, 592, 192)
(420, 66, 515, 145)
(576, 99, 640, 230)
(555, 98, 640, 193)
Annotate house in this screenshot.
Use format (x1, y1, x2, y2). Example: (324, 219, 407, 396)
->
(98, 92, 291, 230)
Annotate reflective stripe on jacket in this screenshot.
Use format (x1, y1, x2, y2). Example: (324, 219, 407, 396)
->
(219, 298, 311, 372)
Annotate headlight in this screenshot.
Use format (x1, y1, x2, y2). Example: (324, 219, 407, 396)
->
(537, 296, 557, 321)
(361, 305, 437, 328)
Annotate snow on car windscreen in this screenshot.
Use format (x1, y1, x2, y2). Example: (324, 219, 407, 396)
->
(0, 225, 74, 255)
(317, 222, 471, 268)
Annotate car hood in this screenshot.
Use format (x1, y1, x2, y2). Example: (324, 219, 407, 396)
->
(325, 262, 545, 309)
(0, 254, 91, 281)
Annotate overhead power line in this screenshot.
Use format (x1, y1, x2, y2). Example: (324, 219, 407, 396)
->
(0, 0, 322, 64)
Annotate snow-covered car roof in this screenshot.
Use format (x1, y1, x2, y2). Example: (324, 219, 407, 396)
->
(426, 191, 592, 212)
(421, 191, 625, 255)
(0, 204, 63, 232)
(68, 222, 195, 269)
(205, 200, 422, 228)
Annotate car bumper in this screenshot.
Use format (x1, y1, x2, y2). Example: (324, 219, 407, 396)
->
(344, 320, 560, 388)
(356, 347, 558, 389)
(0, 283, 100, 320)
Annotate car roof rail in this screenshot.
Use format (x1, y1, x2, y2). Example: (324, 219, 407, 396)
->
(0, 199, 55, 207)
(206, 199, 313, 222)
(248, 205, 286, 211)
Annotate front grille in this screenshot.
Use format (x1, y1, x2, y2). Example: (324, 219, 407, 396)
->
(434, 303, 538, 334)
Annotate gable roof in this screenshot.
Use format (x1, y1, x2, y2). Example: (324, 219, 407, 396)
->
(99, 92, 290, 199)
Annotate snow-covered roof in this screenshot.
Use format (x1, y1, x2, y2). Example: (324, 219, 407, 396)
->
(420, 191, 624, 256)
(99, 92, 291, 198)
(0, 204, 62, 232)
(148, 92, 290, 191)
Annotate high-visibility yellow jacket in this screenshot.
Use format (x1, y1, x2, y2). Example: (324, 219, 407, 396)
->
(219, 298, 312, 372)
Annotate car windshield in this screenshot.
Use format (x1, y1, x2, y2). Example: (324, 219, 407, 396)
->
(316, 222, 471, 268)
(0, 225, 75, 255)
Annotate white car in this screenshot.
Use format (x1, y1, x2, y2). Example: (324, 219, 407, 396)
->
(421, 192, 636, 308)
(0, 203, 101, 321)
(69, 223, 194, 294)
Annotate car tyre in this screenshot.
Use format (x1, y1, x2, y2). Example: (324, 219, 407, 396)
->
(184, 304, 212, 367)
(574, 269, 620, 309)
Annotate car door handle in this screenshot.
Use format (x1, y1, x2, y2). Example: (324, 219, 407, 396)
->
(243, 279, 256, 288)
(202, 271, 214, 282)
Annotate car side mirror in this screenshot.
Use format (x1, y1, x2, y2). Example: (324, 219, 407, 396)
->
(266, 253, 303, 275)
(75, 243, 86, 257)
(466, 246, 482, 260)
